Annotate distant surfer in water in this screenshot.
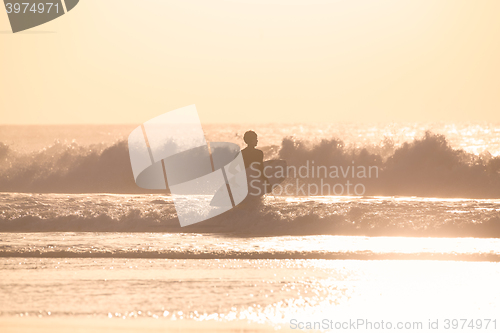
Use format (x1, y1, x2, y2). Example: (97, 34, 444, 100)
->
(241, 131, 269, 196)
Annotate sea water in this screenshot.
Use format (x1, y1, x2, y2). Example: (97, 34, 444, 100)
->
(1, 123, 500, 329)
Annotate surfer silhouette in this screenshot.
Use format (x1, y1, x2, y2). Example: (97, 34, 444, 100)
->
(214, 130, 286, 208)
(241, 131, 269, 195)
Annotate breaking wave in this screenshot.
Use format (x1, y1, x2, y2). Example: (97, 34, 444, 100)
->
(1, 132, 500, 197)
(1, 194, 499, 237)
(0, 140, 141, 193)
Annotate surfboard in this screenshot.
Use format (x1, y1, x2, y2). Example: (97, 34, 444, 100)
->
(210, 159, 287, 207)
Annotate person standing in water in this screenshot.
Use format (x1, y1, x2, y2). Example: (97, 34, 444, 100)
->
(241, 131, 269, 195)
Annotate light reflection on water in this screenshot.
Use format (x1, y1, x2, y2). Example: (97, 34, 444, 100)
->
(1, 233, 500, 257)
(1, 258, 499, 326)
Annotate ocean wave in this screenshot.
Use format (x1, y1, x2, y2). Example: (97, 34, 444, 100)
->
(1, 249, 499, 261)
(0, 140, 143, 193)
(1, 212, 498, 237)
(1, 132, 500, 197)
(1, 195, 499, 237)
(279, 132, 500, 198)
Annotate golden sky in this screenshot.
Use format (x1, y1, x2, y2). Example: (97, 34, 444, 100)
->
(1, 0, 499, 124)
